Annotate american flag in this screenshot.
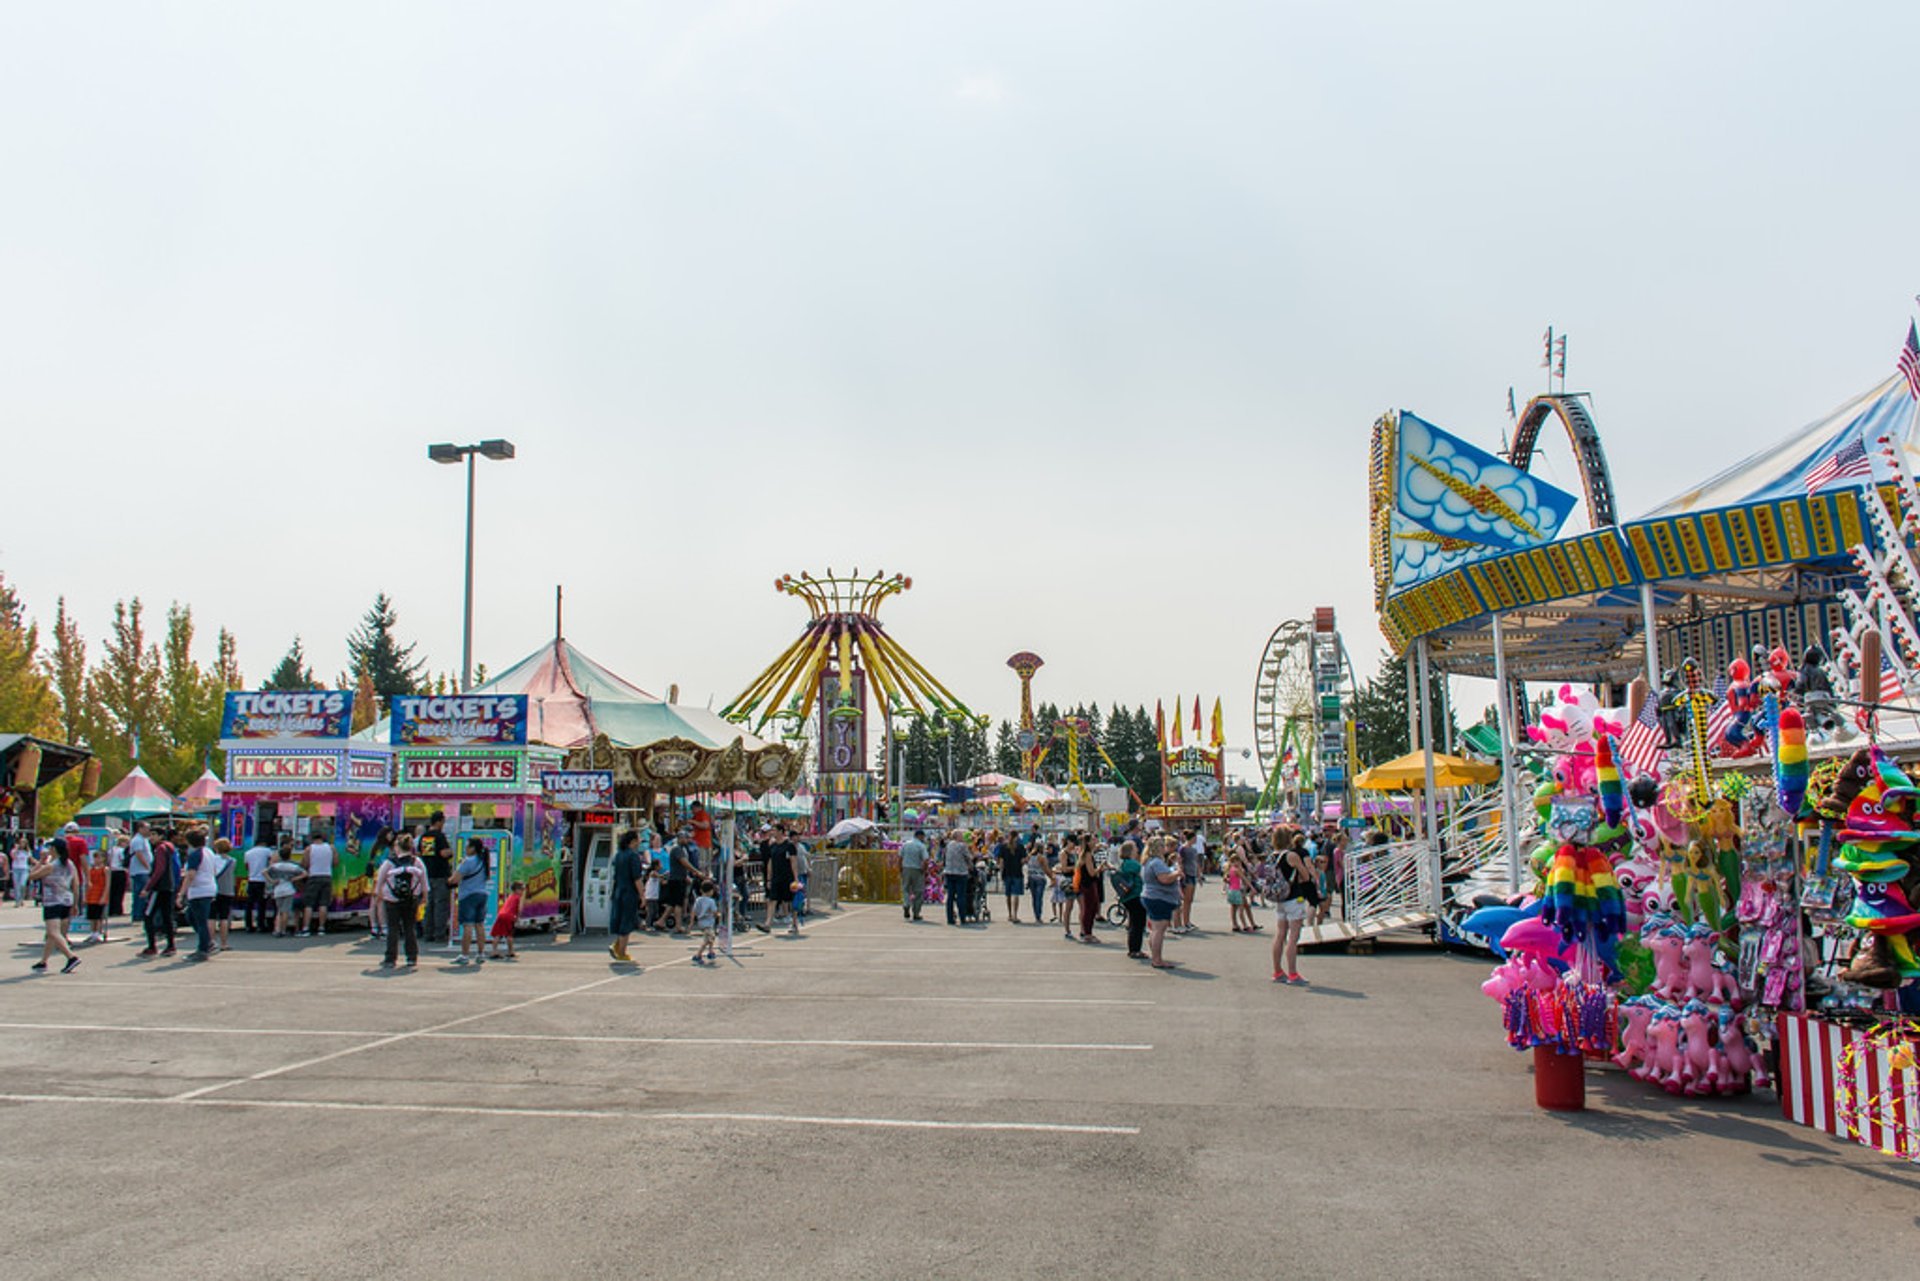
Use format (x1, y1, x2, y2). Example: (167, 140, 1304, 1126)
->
(1616, 698, 1665, 777)
(1900, 321, 1920, 400)
(1804, 432, 1872, 495)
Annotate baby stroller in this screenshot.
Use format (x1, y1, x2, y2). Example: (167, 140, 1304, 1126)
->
(964, 858, 993, 924)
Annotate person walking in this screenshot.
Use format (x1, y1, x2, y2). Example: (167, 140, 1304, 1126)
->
(608, 831, 646, 963)
(1113, 840, 1146, 958)
(125, 822, 153, 920)
(1173, 831, 1202, 934)
(1225, 843, 1257, 934)
(210, 837, 238, 952)
(941, 830, 972, 926)
(1025, 841, 1048, 924)
(898, 829, 929, 922)
(421, 812, 453, 944)
(108, 833, 129, 918)
(82, 847, 110, 944)
(1075, 840, 1103, 943)
(752, 825, 794, 935)
(139, 833, 180, 957)
(376, 835, 427, 969)
(660, 829, 698, 935)
(9, 838, 30, 907)
(177, 829, 223, 961)
(452, 838, 491, 965)
(1140, 836, 1181, 969)
(1271, 835, 1315, 985)
(1053, 840, 1077, 939)
(243, 833, 273, 933)
(28, 840, 82, 973)
(997, 833, 1025, 923)
(786, 843, 811, 937)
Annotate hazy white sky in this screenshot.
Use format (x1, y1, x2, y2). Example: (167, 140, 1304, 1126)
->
(7, 2, 1920, 777)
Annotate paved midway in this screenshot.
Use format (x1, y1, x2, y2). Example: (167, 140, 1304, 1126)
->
(3, 898, 1914, 1279)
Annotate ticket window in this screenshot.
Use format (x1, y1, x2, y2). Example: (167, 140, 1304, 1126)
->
(251, 802, 336, 850)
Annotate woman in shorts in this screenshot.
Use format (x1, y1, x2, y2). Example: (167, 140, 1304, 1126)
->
(1270, 836, 1316, 985)
(1139, 836, 1182, 969)
(29, 841, 82, 973)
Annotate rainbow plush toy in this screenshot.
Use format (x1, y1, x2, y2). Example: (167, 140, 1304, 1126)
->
(1540, 842, 1627, 982)
(1594, 733, 1624, 828)
(1773, 705, 1808, 819)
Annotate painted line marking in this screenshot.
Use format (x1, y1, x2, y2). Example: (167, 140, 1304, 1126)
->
(0, 1022, 1150, 1052)
(576, 992, 1155, 1006)
(166, 903, 881, 1101)
(0, 1093, 1136, 1135)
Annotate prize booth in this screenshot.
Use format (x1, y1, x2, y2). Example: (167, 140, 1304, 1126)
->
(218, 690, 391, 917)
(388, 694, 567, 930)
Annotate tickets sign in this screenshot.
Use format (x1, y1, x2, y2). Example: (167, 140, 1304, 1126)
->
(222, 691, 354, 741)
(539, 770, 614, 811)
(229, 752, 343, 784)
(398, 755, 520, 786)
(389, 695, 528, 747)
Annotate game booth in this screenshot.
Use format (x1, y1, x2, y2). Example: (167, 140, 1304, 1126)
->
(1, 734, 96, 849)
(218, 690, 393, 918)
(1369, 368, 1920, 1161)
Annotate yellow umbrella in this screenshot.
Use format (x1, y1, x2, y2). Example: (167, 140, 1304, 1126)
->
(1353, 750, 1499, 791)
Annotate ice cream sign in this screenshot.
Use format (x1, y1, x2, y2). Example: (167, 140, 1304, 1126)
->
(222, 691, 355, 741)
(389, 695, 529, 747)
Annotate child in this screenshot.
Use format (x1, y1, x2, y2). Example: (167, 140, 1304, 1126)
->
(691, 880, 719, 964)
(788, 845, 810, 937)
(487, 881, 523, 960)
(266, 842, 307, 937)
(84, 848, 110, 944)
(643, 862, 662, 932)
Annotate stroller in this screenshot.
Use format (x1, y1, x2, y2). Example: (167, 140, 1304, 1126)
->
(962, 858, 993, 924)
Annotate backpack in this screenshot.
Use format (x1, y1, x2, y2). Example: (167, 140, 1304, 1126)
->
(389, 859, 419, 913)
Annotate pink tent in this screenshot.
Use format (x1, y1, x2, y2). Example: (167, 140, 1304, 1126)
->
(177, 768, 224, 809)
(74, 764, 176, 823)
(467, 637, 657, 748)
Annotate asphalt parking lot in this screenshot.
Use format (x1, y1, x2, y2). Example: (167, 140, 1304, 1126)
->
(3, 895, 1916, 1279)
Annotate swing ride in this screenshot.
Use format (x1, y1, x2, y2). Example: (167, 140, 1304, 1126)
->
(722, 569, 983, 828)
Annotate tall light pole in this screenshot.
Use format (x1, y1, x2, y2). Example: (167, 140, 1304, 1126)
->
(428, 439, 516, 691)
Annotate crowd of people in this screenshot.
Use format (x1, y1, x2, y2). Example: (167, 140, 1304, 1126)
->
(605, 820, 811, 964)
(4, 809, 525, 973)
(893, 821, 1347, 982)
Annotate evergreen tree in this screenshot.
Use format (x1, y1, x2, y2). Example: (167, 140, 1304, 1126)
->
(346, 593, 428, 699)
(992, 720, 1020, 774)
(1351, 652, 1456, 769)
(902, 716, 935, 787)
(264, 638, 317, 692)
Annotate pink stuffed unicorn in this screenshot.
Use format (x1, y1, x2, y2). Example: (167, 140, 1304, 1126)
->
(1678, 1001, 1720, 1095)
(1680, 927, 1742, 1005)
(1645, 918, 1687, 999)
(1613, 997, 1656, 1074)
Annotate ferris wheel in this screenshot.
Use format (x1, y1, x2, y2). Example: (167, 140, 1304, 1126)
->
(1251, 609, 1357, 815)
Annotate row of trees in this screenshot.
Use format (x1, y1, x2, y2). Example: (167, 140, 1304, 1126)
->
(0, 572, 443, 828)
(884, 701, 1168, 801)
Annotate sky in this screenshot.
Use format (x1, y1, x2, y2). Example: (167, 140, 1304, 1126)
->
(6, 2, 1920, 783)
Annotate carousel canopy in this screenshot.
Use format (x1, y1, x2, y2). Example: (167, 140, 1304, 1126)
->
(75, 765, 176, 822)
(468, 636, 658, 747)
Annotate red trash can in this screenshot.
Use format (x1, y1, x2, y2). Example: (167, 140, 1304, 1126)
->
(1533, 1045, 1586, 1111)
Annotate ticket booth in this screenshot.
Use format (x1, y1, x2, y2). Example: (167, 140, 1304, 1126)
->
(218, 690, 391, 919)
(388, 694, 565, 930)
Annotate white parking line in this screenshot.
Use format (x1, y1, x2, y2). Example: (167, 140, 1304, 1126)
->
(166, 904, 884, 1101)
(0, 1021, 1150, 1052)
(0, 1092, 1136, 1135)
(576, 992, 1155, 1006)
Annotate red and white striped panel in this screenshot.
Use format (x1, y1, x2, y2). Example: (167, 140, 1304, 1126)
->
(1777, 1012, 1920, 1160)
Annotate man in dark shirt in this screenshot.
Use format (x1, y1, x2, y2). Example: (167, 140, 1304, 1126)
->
(756, 824, 796, 934)
(138, 836, 179, 957)
(659, 831, 696, 935)
(421, 812, 453, 943)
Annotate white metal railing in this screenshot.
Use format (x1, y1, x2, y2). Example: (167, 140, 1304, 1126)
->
(1343, 837, 1431, 925)
(1442, 789, 1507, 880)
